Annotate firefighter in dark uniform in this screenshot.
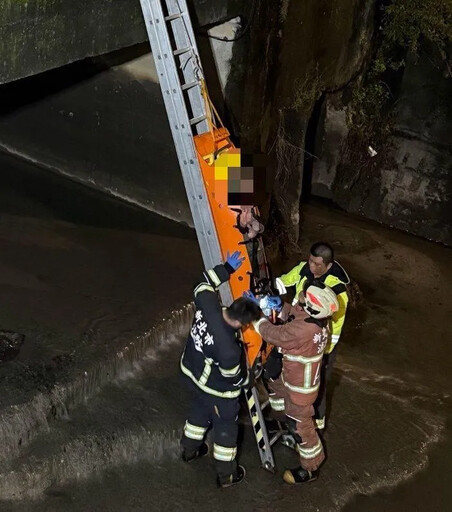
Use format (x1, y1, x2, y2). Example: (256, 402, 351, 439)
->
(180, 250, 261, 488)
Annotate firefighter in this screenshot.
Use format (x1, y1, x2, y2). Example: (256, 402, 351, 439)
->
(252, 281, 339, 484)
(180, 250, 261, 488)
(275, 242, 350, 430)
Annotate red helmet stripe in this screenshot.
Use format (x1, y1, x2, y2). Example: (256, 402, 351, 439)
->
(306, 291, 323, 307)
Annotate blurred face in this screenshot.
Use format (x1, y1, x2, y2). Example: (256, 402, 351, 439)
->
(308, 254, 332, 278)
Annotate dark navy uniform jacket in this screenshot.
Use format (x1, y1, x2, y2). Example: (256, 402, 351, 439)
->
(180, 263, 248, 399)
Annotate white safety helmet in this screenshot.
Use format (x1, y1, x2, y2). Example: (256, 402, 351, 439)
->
(301, 282, 339, 319)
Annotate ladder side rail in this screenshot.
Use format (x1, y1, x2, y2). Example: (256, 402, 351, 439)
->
(140, 0, 233, 305)
(140, 1, 278, 472)
(166, 0, 209, 135)
(244, 386, 276, 471)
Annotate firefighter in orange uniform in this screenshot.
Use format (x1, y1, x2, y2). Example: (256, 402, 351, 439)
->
(252, 281, 339, 484)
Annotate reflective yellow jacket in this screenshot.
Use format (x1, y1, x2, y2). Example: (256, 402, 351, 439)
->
(277, 261, 350, 354)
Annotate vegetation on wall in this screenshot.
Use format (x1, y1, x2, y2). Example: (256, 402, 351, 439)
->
(291, 67, 323, 113)
(347, 0, 452, 142)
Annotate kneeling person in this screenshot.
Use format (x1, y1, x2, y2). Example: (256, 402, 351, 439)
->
(180, 250, 261, 488)
(253, 281, 339, 484)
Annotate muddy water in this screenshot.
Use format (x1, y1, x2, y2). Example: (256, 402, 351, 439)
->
(0, 155, 451, 511)
(0, 150, 201, 461)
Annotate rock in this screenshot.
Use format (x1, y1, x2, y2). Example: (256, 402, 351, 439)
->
(0, 331, 25, 363)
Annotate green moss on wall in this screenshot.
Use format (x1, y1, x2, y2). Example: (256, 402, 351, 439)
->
(347, 0, 452, 142)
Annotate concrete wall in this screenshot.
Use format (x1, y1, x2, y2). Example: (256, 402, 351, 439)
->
(0, 0, 246, 84)
(0, 8, 248, 226)
(0, 0, 147, 84)
(2, 0, 450, 246)
(0, 52, 190, 225)
(312, 53, 452, 245)
(310, 96, 348, 199)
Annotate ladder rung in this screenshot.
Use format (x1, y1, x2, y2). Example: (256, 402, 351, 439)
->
(189, 115, 207, 125)
(269, 431, 283, 446)
(181, 80, 201, 91)
(165, 13, 183, 22)
(261, 399, 270, 409)
(173, 47, 192, 56)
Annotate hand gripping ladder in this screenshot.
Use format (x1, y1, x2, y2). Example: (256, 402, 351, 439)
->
(138, 0, 282, 471)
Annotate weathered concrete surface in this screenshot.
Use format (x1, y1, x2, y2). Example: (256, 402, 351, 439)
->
(0, 150, 200, 460)
(0, 0, 249, 84)
(0, 0, 255, 225)
(0, 154, 450, 510)
(0, 0, 147, 84)
(311, 93, 348, 199)
(312, 52, 452, 246)
(375, 52, 452, 244)
(0, 51, 194, 225)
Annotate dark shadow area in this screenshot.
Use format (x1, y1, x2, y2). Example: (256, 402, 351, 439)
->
(0, 151, 195, 240)
(188, 0, 257, 146)
(0, 43, 150, 116)
(319, 370, 342, 462)
(301, 94, 325, 202)
(187, 1, 230, 134)
(325, 369, 342, 432)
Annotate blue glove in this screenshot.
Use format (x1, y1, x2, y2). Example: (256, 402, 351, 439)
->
(266, 296, 283, 311)
(226, 250, 245, 271)
(243, 290, 260, 305)
(259, 295, 283, 316)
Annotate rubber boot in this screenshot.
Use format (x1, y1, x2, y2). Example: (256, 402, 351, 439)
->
(217, 465, 246, 489)
(181, 442, 209, 463)
(283, 466, 319, 485)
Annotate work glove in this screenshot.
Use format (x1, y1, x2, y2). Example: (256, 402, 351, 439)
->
(259, 295, 283, 316)
(226, 250, 245, 272)
(242, 290, 260, 305)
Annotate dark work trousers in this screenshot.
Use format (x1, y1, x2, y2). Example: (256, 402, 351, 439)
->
(314, 350, 337, 421)
(181, 380, 240, 478)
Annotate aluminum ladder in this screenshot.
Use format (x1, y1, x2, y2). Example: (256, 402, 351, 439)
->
(138, 0, 281, 472)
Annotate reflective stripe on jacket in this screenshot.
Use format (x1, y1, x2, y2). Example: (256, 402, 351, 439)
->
(254, 305, 328, 405)
(180, 263, 248, 399)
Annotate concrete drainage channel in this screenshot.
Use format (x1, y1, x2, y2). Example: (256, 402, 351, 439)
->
(0, 305, 194, 500)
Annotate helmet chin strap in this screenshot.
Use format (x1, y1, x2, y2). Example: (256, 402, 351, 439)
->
(298, 300, 327, 326)
(299, 301, 320, 317)
(298, 301, 308, 314)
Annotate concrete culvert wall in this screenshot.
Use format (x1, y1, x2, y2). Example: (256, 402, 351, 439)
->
(0, 47, 194, 226)
(0, 2, 253, 227)
(0, 0, 451, 245)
